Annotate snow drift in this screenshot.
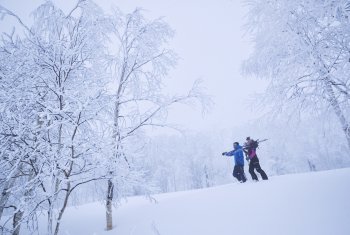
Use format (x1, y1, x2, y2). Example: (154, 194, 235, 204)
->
(35, 167, 350, 235)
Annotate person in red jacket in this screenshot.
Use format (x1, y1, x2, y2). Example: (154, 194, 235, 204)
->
(244, 137, 268, 181)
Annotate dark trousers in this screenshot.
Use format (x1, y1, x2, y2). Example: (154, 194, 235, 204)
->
(233, 165, 247, 182)
(249, 156, 268, 180)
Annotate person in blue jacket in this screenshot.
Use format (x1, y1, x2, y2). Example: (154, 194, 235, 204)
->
(222, 142, 247, 183)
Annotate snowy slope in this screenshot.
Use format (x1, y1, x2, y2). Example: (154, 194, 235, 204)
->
(35, 168, 350, 235)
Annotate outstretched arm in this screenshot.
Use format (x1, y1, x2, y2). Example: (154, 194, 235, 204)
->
(222, 150, 235, 156)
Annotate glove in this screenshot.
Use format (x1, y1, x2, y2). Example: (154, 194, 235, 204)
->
(245, 156, 250, 161)
(222, 152, 227, 156)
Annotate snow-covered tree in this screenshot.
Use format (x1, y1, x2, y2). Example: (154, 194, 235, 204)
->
(0, 1, 209, 233)
(103, 8, 208, 230)
(0, 1, 110, 234)
(243, 0, 350, 149)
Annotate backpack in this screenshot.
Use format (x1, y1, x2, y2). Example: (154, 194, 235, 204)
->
(251, 140, 259, 149)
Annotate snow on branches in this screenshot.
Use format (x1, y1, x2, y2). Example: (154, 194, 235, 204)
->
(0, 1, 208, 234)
(243, 0, 350, 149)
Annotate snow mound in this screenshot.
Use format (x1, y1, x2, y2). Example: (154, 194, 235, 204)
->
(39, 168, 350, 235)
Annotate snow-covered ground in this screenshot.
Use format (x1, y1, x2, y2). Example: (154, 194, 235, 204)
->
(30, 168, 350, 235)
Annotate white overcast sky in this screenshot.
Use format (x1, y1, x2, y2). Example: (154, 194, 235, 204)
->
(0, 0, 268, 134)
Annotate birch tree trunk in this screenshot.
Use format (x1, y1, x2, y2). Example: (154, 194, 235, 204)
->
(325, 79, 350, 149)
(0, 163, 23, 220)
(53, 181, 71, 235)
(105, 86, 122, 231)
(12, 210, 23, 235)
(106, 179, 114, 230)
(0, 178, 15, 219)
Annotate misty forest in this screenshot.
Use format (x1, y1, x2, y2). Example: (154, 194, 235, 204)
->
(0, 0, 350, 235)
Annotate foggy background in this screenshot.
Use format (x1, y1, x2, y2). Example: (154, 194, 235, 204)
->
(0, 0, 267, 135)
